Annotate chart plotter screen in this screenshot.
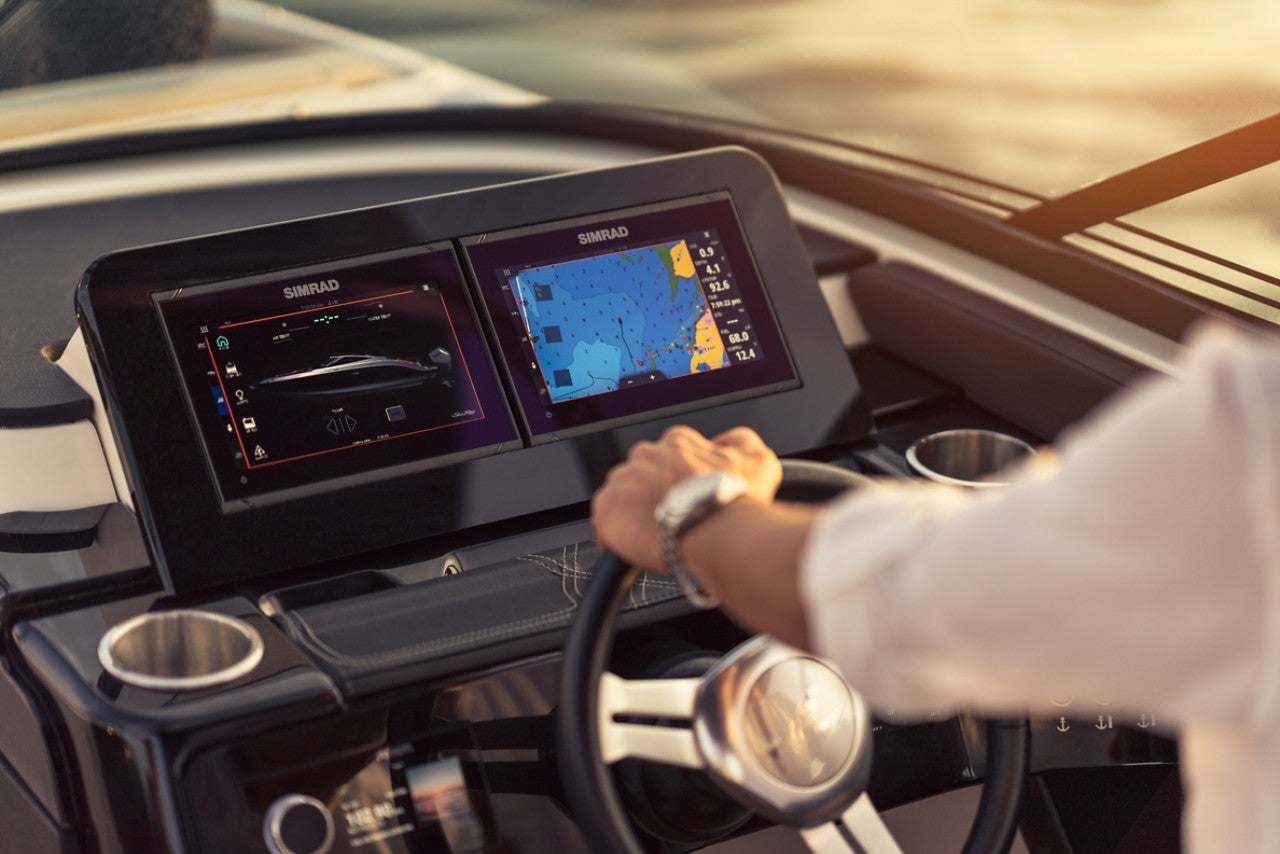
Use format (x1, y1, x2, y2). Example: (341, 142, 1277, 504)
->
(464, 194, 797, 440)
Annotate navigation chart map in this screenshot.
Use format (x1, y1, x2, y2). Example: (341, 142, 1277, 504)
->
(511, 234, 758, 404)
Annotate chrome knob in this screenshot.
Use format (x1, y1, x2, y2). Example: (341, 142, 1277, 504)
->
(263, 794, 334, 854)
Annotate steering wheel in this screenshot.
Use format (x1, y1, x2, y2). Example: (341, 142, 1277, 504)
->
(558, 459, 1029, 853)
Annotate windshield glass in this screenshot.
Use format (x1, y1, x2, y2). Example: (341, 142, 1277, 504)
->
(285, 1, 1279, 196)
(3, 0, 1275, 314)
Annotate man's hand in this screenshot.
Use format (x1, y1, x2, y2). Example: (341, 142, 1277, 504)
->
(591, 425, 782, 572)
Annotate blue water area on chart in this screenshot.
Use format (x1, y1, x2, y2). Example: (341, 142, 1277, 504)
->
(512, 242, 726, 403)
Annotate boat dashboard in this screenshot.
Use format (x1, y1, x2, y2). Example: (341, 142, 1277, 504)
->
(0, 125, 1181, 853)
(75, 147, 859, 593)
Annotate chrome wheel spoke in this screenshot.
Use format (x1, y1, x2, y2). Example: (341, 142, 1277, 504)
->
(597, 672, 704, 768)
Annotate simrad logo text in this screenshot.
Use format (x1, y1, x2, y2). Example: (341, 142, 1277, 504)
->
(283, 279, 340, 299)
(577, 226, 629, 245)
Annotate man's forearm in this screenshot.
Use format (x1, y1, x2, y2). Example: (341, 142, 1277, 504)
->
(680, 499, 820, 649)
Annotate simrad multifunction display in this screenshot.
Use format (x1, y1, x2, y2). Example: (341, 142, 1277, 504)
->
(155, 196, 796, 506)
(465, 194, 797, 440)
(80, 148, 866, 591)
(154, 246, 516, 505)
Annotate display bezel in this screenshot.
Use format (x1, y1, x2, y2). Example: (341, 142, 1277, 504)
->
(463, 194, 798, 442)
(152, 245, 517, 509)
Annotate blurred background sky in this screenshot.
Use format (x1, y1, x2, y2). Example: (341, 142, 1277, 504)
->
(279, 0, 1280, 276)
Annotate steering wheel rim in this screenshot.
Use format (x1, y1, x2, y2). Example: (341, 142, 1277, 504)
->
(557, 459, 1029, 853)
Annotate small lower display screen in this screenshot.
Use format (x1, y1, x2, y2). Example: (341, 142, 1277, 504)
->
(464, 194, 798, 440)
(154, 245, 516, 506)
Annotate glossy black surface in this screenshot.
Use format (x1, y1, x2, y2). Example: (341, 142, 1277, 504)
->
(12, 593, 339, 852)
(77, 147, 870, 594)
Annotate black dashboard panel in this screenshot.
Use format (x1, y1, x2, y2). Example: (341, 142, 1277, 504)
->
(77, 147, 871, 593)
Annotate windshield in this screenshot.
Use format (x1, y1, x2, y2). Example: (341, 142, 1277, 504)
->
(3, 0, 1276, 316)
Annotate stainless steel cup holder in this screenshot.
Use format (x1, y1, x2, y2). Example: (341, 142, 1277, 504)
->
(905, 429, 1035, 489)
(97, 610, 264, 691)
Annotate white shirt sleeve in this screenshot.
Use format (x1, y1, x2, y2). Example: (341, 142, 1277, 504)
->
(800, 324, 1280, 852)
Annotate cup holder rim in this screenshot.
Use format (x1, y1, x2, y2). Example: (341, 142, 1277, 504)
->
(97, 609, 265, 692)
(905, 428, 1035, 489)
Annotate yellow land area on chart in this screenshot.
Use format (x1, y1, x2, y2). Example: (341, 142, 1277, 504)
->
(690, 310, 726, 373)
(669, 240, 696, 278)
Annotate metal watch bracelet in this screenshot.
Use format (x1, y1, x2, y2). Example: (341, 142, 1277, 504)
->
(660, 525, 720, 609)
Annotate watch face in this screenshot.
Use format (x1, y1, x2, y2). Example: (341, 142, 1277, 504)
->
(658, 471, 746, 530)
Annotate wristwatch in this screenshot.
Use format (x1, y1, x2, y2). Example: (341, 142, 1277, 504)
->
(654, 471, 749, 609)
